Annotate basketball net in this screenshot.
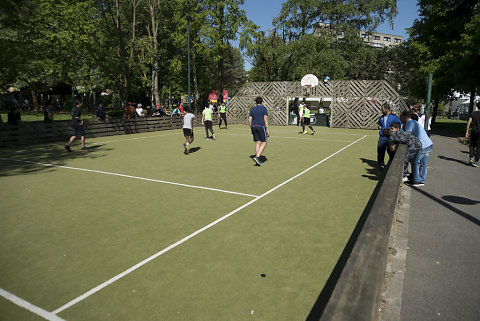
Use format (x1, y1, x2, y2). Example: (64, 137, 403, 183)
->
(305, 84, 312, 96)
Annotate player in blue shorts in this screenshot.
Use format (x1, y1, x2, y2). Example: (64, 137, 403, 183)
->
(249, 96, 270, 166)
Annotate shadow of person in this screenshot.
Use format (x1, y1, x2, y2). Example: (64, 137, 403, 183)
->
(438, 155, 469, 166)
(188, 147, 201, 153)
(442, 195, 480, 205)
(249, 155, 268, 163)
(360, 158, 384, 181)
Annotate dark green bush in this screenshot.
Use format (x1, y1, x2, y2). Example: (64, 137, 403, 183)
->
(107, 109, 124, 118)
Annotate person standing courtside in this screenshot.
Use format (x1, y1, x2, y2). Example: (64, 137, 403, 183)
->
(65, 100, 87, 152)
(202, 104, 215, 140)
(218, 102, 228, 129)
(466, 103, 480, 167)
(400, 111, 433, 186)
(377, 103, 401, 169)
(249, 97, 270, 166)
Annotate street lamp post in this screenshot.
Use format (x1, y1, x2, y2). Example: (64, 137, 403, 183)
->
(185, 16, 194, 111)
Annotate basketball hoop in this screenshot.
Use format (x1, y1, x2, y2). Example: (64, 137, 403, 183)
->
(301, 74, 318, 97)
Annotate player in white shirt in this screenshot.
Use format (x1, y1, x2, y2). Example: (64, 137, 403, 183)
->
(182, 108, 195, 154)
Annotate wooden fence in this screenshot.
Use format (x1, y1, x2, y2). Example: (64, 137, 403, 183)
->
(227, 80, 408, 129)
(0, 115, 213, 148)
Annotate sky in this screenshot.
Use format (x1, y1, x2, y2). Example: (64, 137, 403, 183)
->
(240, 0, 420, 70)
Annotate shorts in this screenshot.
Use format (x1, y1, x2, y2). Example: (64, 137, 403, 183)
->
(72, 124, 85, 136)
(183, 128, 194, 137)
(303, 117, 311, 125)
(251, 126, 267, 142)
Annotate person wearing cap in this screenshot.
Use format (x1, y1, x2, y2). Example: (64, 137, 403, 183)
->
(249, 96, 270, 166)
(135, 103, 145, 118)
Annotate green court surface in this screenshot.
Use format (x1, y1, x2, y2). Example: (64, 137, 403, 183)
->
(0, 125, 383, 321)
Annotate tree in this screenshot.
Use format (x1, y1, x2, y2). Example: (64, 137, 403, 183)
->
(407, 0, 480, 118)
(249, 0, 398, 82)
(200, 0, 256, 103)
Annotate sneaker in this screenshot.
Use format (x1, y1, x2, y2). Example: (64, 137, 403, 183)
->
(65, 145, 71, 152)
(405, 180, 423, 187)
(253, 156, 263, 166)
(472, 162, 479, 167)
(302, 131, 307, 135)
(468, 158, 474, 165)
(205, 137, 210, 140)
(212, 134, 216, 140)
(402, 176, 409, 182)
(311, 130, 315, 135)
(81, 147, 89, 151)
(183, 143, 189, 154)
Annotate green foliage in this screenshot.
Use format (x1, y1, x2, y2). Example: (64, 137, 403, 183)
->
(249, 0, 399, 82)
(107, 109, 124, 118)
(0, 0, 251, 109)
(407, 0, 480, 106)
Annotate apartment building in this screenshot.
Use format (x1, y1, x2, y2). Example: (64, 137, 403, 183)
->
(314, 23, 404, 48)
(360, 31, 404, 48)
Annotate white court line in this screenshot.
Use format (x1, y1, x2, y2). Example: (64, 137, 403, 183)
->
(52, 134, 367, 314)
(222, 133, 353, 142)
(0, 158, 258, 198)
(0, 288, 65, 321)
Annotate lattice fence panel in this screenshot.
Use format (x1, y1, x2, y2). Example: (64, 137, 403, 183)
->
(229, 80, 407, 129)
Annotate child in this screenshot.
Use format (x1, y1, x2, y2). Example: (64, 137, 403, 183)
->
(383, 122, 422, 180)
(182, 108, 195, 154)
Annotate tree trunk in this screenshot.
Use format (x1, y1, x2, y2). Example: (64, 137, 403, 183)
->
(192, 49, 200, 111)
(468, 87, 476, 116)
(153, 69, 160, 106)
(148, 0, 160, 107)
(31, 89, 38, 111)
(115, 0, 129, 107)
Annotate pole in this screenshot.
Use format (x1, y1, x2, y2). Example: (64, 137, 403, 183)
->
(187, 18, 191, 111)
(425, 73, 433, 131)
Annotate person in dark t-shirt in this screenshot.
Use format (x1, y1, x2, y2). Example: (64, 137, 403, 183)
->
(65, 100, 87, 152)
(249, 96, 269, 166)
(466, 106, 480, 166)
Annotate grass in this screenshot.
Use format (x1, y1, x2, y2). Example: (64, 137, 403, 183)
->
(434, 117, 468, 144)
(0, 125, 383, 321)
(1, 111, 97, 122)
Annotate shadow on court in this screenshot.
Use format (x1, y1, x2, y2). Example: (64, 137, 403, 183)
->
(188, 147, 201, 153)
(249, 154, 268, 165)
(0, 143, 112, 177)
(305, 166, 387, 320)
(360, 158, 385, 181)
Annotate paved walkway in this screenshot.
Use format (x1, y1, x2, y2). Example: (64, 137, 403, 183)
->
(400, 131, 480, 320)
